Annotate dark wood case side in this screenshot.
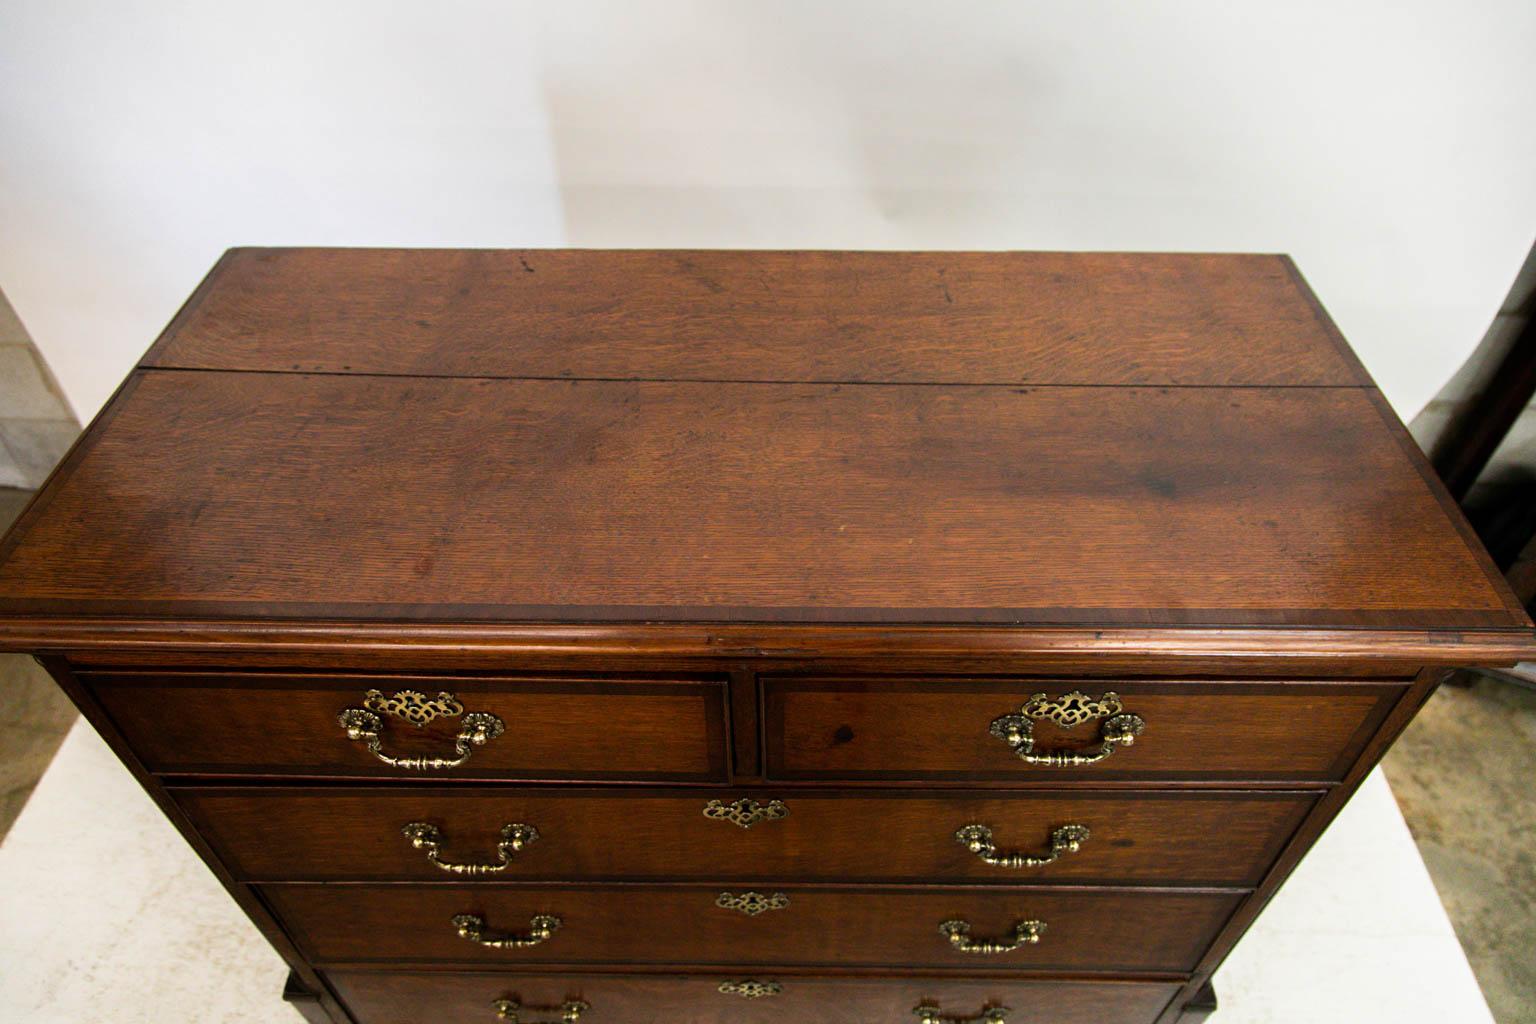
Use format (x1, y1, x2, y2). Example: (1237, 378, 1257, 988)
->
(36, 655, 356, 1024)
(1153, 665, 1445, 1024)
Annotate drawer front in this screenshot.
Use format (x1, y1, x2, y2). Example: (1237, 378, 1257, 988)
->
(86, 672, 729, 782)
(764, 677, 1402, 782)
(325, 969, 1182, 1024)
(180, 786, 1314, 887)
(266, 884, 1240, 973)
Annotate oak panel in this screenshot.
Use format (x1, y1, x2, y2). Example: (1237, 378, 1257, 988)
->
(764, 678, 1400, 782)
(325, 969, 1181, 1024)
(86, 672, 728, 782)
(266, 884, 1241, 972)
(176, 786, 1315, 887)
(0, 372, 1518, 630)
(147, 248, 1361, 386)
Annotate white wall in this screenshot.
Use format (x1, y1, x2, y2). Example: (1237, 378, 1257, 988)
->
(3, 0, 1533, 419)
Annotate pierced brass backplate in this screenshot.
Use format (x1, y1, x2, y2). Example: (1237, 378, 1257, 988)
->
(337, 688, 504, 771)
(364, 688, 464, 728)
(1021, 690, 1122, 727)
(715, 890, 789, 916)
(719, 980, 783, 999)
(703, 798, 788, 828)
(989, 690, 1144, 767)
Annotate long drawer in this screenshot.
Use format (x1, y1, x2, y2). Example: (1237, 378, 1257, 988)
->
(179, 786, 1314, 887)
(764, 677, 1403, 782)
(84, 671, 730, 782)
(266, 884, 1242, 972)
(325, 969, 1184, 1024)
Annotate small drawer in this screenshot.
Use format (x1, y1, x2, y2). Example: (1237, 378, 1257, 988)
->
(85, 671, 729, 782)
(265, 884, 1241, 973)
(177, 785, 1314, 887)
(325, 969, 1183, 1024)
(763, 676, 1403, 783)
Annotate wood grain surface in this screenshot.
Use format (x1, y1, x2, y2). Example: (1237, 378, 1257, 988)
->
(764, 678, 1398, 782)
(176, 785, 1314, 887)
(85, 671, 729, 782)
(0, 370, 1520, 630)
(265, 883, 1241, 973)
(144, 248, 1365, 386)
(323, 969, 1182, 1024)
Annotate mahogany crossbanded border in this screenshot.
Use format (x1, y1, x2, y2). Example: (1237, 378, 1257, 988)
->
(0, 249, 1532, 1024)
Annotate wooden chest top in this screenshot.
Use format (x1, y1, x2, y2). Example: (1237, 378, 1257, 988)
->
(0, 248, 1527, 661)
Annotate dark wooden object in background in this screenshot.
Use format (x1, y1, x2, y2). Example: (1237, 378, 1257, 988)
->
(1410, 241, 1536, 689)
(0, 249, 1531, 1024)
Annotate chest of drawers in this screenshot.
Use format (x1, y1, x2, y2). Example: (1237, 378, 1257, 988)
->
(1, 248, 1531, 1024)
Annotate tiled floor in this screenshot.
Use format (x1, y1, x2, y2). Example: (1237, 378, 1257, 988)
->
(0, 481, 1532, 1020)
(1383, 676, 1536, 1024)
(0, 487, 76, 837)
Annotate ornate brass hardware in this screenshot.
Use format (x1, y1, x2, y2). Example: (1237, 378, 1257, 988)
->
(719, 980, 783, 999)
(402, 821, 540, 874)
(988, 690, 1144, 767)
(715, 890, 789, 916)
(452, 913, 561, 949)
(337, 688, 504, 770)
(939, 918, 1046, 954)
(492, 998, 589, 1023)
(914, 1002, 1010, 1024)
(954, 823, 1090, 868)
(703, 798, 788, 828)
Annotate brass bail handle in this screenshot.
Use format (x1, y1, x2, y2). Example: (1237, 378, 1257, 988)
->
(337, 688, 505, 771)
(954, 823, 1090, 868)
(988, 690, 1144, 767)
(914, 1002, 1010, 1024)
(939, 918, 1046, 954)
(452, 913, 561, 949)
(492, 998, 590, 1023)
(402, 821, 540, 875)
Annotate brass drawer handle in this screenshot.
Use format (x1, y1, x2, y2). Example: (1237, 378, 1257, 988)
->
(337, 688, 504, 771)
(492, 998, 589, 1023)
(988, 690, 1144, 767)
(954, 823, 1089, 868)
(719, 980, 783, 999)
(703, 797, 788, 828)
(402, 822, 540, 874)
(452, 913, 561, 949)
(914, 1002, 1009, 1024)
(939, 918, 1046, 954)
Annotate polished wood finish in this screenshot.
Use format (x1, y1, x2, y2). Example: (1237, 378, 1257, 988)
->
(176, 786, 1315, 887)
(146, 249, 1365, 387)
(2, 250, 1532, 1024)
(765, 678, 1400, 782)
(324, 969, 1183, 1024)
(85, 671, 729, 782)
(0, 372, 1523, 631)
(266, 884, 1241, 973)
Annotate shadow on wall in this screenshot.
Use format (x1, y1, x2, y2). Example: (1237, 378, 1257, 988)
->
(536, 5, 1349, 253)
